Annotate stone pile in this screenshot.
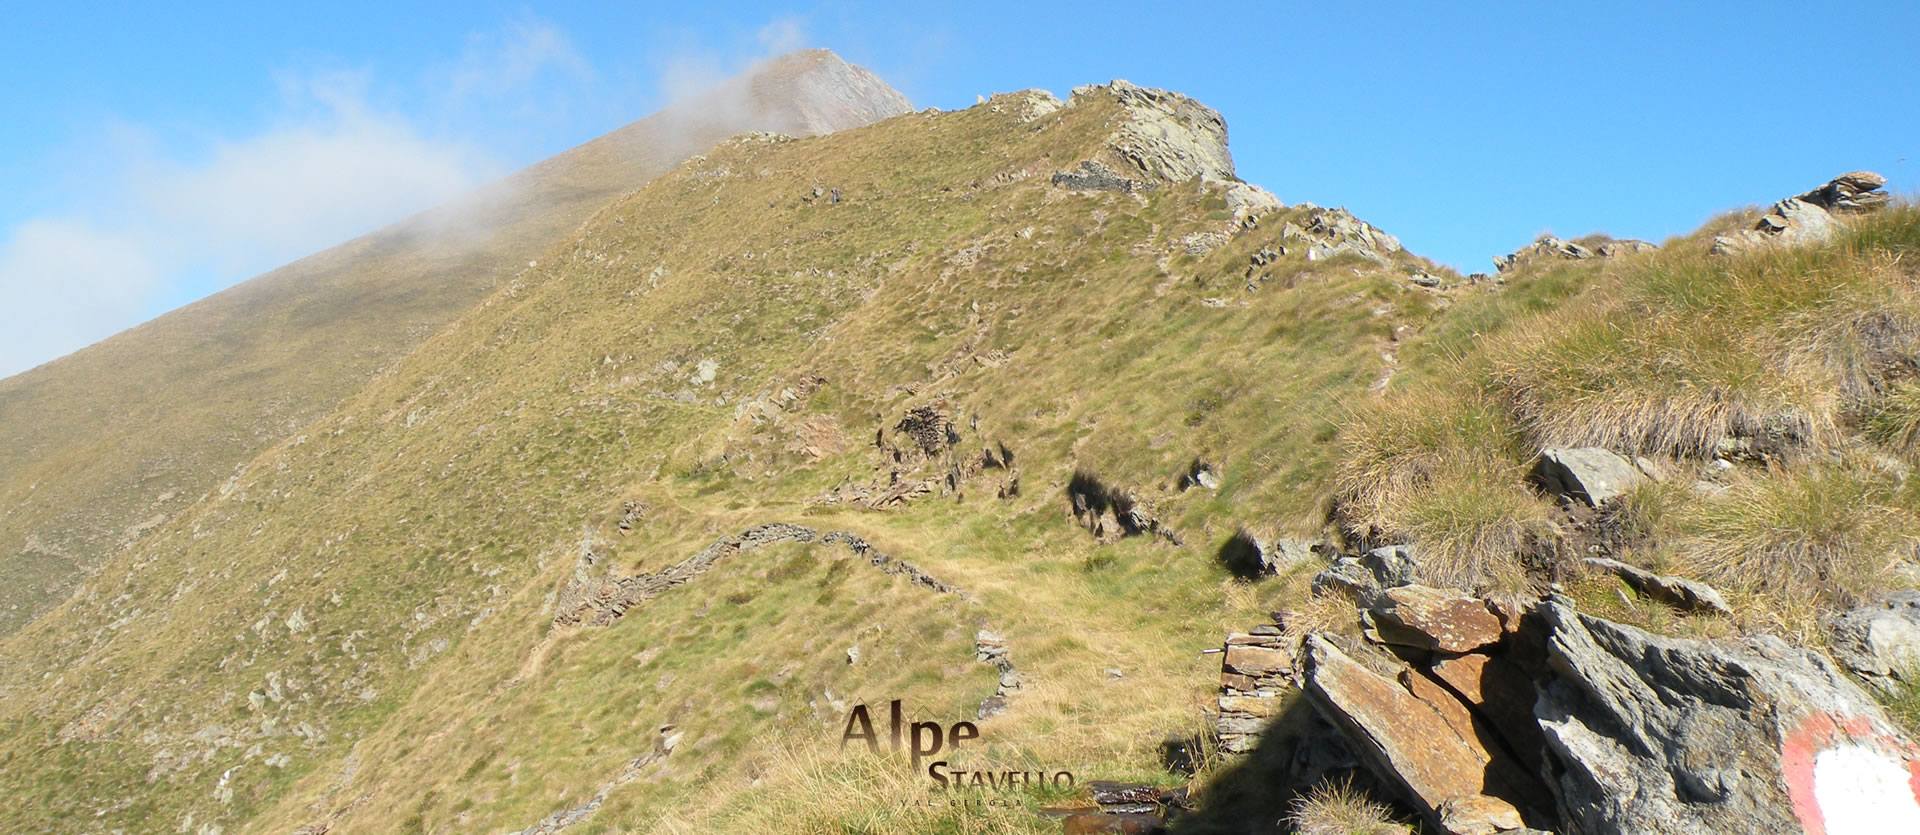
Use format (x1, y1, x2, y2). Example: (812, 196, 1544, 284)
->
(1711, 170, 1891, 255)
(1053, 160, 1145, 193)
(974, 629, 1022, 718)
(1214, 626, 1292, 754)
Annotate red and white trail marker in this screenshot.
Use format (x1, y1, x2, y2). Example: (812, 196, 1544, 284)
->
(1782, 712, 1920, 834)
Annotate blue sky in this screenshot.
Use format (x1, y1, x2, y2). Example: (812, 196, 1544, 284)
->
(3, 1, 1916, 377)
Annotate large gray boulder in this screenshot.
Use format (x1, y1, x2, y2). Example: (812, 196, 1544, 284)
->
(1531, 447, 1641, 506)
(1536, 600, 1920, 834)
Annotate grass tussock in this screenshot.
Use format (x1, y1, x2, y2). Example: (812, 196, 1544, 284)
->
(1286, 779, 1412, 835)
(1672, 465, 1919, 606)
(1863, 381, 1920, 460)
(1335, 384, 1547, 587)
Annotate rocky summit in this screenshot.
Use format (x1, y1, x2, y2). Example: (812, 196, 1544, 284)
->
(2, 49, 1919, 835)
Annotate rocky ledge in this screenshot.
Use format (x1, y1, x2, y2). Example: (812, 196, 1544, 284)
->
(1711, 171, 1891, 255)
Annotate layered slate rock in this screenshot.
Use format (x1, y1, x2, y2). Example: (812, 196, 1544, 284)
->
(1300, 636, 1543, 834)
(1430, 653, 1549, 774)
(1531, 447, 1642, 506)
(1536, 600, 1920, 834)
(1366, 585, 1504, 654)
(1710, 171, 1892, 255)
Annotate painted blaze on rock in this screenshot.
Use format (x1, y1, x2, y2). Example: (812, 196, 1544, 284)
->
(1536, 601, 1920, 834)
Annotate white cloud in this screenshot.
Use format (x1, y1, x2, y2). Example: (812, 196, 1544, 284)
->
(439, 19, 595, 121)
(756, 18, 808, 56)
(132, 76, 497, 267)
(0, 56, 508, 377)
(659, 15, 812, 103)
(0, 13, 820, 379)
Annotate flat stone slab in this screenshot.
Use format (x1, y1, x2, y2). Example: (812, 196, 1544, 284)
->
(1368, 585, 1504, 653)
(1584, 557, 1731, 615)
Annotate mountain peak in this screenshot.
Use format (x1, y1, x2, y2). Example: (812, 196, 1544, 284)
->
(688, 48, 913, 138)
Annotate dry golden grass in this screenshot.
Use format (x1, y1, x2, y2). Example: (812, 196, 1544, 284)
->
(1671, 463, 1919, 607)
(1489, 211, 1920, 461)
(1329, 203, 1920, 601)
(1334, 383, 1548, 587)
(1864, 381, 1920, 460)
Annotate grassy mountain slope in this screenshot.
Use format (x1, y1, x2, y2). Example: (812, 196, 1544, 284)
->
(1, 71, 1914, 835)
(0, 83, 1454, 833)
(0, 49, 910, 637)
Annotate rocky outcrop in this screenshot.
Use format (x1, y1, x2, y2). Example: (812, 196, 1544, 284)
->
(1224, 182, 1283, 217)
(1710, 171, 1892, 255)
(1530, 447, 1642, 506)
(1493, 236, 1655, 273)
(1072, 80, 1234, 184)
(983, 89, 1062, 123)
(1067, 470, 1183, 546)
(1251, 560, 1920, 835)
(1281, 207, 1404, 266)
